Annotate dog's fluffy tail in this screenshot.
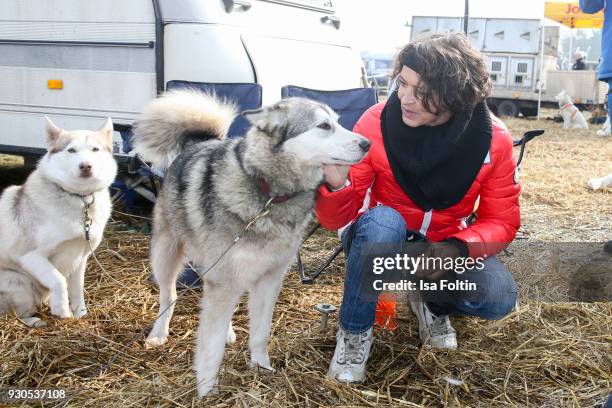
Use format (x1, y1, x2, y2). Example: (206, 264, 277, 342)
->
(132, 90, 237, 169)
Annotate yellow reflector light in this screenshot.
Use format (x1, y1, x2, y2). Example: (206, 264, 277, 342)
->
(47, 79, 63, 89)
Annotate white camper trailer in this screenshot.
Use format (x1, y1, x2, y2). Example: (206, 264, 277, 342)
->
(0, 0, 365, 157)
(410, 16, 608, 117)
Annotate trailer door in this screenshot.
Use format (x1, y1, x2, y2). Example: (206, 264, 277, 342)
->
(161, 0, 364, 105)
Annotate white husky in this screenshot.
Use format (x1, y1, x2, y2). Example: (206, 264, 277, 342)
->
(0, 118, 117, 325)
(556, 90, 589, 129)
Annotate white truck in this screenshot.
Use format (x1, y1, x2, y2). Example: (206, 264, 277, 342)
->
(411, 16, 608, 117)
(0, 0, 366, 159)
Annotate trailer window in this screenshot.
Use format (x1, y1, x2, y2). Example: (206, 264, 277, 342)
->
(259, 0, 334, 13)
(517, 63, 528, 73)
(514, 75, 523, 84)
(491, 61, 502, 72)
(490, 74, 498, 82)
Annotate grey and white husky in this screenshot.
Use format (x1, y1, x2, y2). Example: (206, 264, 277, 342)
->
(133, 89, 370, 397)
(0, 118, 117, 325)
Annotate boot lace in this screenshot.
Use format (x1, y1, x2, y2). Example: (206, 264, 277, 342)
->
(430, 315, 454, 337)
(338, 331, 368, 364)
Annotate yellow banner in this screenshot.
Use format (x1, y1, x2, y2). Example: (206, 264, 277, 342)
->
(544, 2, 604, 28)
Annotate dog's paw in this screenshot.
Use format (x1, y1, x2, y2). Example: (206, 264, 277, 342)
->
(72, 306, 88, 320)
(588, 178, 602, 190)
(20, 317, 47, 328)
(226, 326, 236, 344)
(50, 302, 73, 319)
(145, 335, 168, 348)
(250, 360, 276, 374)
(197, 379, 219, 398)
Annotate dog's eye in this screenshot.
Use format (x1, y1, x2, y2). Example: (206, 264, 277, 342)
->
(67, 148, 76, 153)
(92, 147, 100, 152)
(317, 123, 331, 130)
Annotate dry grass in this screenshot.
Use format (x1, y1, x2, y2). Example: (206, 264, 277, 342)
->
(504, 114, 611, 241)
(0, 114, 611, 407)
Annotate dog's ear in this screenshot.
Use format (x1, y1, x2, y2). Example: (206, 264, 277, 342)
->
(243, 105, 288, 137)
(45, 116, 63, 145)
(98, 117, 114, 151)
(243, 108, 269, 131)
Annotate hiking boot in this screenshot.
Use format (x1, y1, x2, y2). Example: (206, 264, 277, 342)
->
(327, 327, 373, 383)
(408, 290, 457, 349)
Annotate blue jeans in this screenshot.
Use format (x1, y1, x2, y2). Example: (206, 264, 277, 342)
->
(339, 206, 518, 333)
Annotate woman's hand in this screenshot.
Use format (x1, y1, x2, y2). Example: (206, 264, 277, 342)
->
(322, 164, 350, 190)
(414, 241, 463, 281)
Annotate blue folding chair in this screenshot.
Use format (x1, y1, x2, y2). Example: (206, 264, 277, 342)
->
(281, 85, 378, 132)
(122, 81, 262, 155)
(125, 80, 262, 174)
(120, 81, 263, 205)
(280, 85, 378, 284)
(122, 82, 262, 287)
(166, 81, 262, 138)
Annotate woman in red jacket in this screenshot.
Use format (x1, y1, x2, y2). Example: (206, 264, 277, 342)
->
(317, 33, 520, 383)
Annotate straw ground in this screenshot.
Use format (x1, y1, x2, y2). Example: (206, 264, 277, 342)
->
(0, 115, 610, 407)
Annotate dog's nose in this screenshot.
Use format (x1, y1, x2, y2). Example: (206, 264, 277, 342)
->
(79, 162, 92, 177)
(358, 139, 371, 152)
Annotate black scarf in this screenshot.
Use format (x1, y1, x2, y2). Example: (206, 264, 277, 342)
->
(381, 91, 492, 211)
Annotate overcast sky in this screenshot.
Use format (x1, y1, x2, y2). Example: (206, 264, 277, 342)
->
(334, 0, 547, 51)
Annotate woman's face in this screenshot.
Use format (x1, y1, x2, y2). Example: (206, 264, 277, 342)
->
(396, 66, 452, 127)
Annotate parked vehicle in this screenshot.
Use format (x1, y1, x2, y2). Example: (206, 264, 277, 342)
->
(361, 51, 394, 91)
(0, 0, 366, 159)
(411, 16, 608, 117)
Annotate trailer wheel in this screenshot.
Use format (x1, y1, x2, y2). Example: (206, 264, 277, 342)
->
(520, 106, 538, 117)
(498, 101, 519, 118)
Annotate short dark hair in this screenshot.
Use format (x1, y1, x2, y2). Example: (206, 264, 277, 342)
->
(393, 33, 492, 114)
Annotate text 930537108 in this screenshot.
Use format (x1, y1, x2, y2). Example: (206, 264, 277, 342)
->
(0, 388, 67, 403)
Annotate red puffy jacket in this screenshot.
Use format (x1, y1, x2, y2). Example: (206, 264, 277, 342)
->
(315, 102, 521, 259)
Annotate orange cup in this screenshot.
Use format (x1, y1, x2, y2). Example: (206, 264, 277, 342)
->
(374, 293, 398, 331)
